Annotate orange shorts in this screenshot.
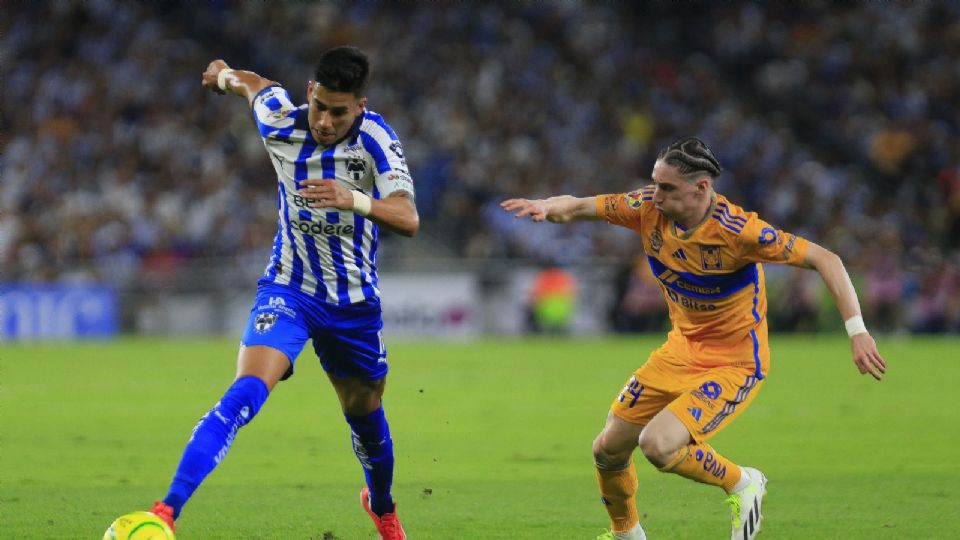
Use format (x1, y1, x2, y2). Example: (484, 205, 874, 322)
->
(610, 330, 768, 443)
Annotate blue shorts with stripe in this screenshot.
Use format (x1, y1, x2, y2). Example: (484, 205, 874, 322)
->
(240, 283, 387, 381)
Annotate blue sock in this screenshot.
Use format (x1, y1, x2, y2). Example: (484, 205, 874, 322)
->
(346, 405, 395, 515)
(162, 376, 269, 519)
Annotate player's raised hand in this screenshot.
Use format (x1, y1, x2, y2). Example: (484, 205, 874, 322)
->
(501, 198, 549, 222)
(298, 179, 354, 210)
(202, 59, 231, 94)
(850, 332, 886, 381)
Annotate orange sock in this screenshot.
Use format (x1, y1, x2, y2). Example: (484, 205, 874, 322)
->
(595, 463, 639, 532)
(659, 443, 741, 492)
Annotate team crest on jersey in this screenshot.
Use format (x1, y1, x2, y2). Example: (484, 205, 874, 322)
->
(346, 158, 366, 181)
(649, 229, 663, 253)
(254, 312, 278, 334)
(625, 190, 643, 209)
(700, 245, 722, 270)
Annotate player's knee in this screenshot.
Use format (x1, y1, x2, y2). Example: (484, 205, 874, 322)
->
(637, 429, 674, 467)
(592, 433, 629, 469)
(341, 391, 382, 416)
(334, 377, 385, 416)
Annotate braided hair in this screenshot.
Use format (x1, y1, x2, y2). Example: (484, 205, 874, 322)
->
(657, 137, 723, 181)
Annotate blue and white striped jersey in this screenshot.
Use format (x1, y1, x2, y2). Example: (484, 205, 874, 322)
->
(251, 85, 414, 305)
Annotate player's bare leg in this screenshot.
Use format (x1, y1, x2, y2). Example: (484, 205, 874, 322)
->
(328, 372, 385, 416)
(593, 412, 647, 540)
(329, 374, 406, 540)
(236, 345, 292, 391)
(637, 408, 694, 469)
(639, 408, 766, 540)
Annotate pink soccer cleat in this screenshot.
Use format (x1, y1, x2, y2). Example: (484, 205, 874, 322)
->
(360, 486, 406, 540)
(149, 501, 176, 533)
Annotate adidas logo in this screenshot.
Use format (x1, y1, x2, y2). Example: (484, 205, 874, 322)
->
(672, 248, 687, 260)
(688, 407, 702, 421)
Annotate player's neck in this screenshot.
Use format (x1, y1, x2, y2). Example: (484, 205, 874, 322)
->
(676, 191, 716, 230)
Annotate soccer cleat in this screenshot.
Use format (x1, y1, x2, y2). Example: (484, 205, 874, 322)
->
(149, 501, 176, 533)
(725, 467, 767, 540)
(361, 486, 406, 540)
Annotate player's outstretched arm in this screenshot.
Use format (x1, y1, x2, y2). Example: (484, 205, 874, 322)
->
(202, 59, 279, 105)
(801, 242, 887, 381)
(297, 180, 419, 237)
(500, 195, 600, 223)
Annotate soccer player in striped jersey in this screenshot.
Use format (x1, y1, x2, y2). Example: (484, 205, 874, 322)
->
(502, 137, 886, 540)
(146, 47, 417, 540)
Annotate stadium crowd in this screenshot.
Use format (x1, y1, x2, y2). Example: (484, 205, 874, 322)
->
(3, 1, 959, 333)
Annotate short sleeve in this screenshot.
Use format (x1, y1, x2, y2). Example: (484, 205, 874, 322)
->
(251, 86, 300, 140)
(595, 185, 655, 233)
(360, 115, 415, 198)
(737, 214, 810, 265)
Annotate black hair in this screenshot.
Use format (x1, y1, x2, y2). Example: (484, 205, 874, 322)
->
(657, 137, 723, 180)
(314, 46, 370, 96)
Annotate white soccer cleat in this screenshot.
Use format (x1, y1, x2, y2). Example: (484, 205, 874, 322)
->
(726, 466, 767, 540)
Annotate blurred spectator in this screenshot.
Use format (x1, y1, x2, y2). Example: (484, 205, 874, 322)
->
(767, 267, 820, 333)
(864, 225, 905, 333)
(527, 265, 578, 334)
(907, 250, 960, 333)
(610, 256, 668, 333)
(2, 1, 959, 333)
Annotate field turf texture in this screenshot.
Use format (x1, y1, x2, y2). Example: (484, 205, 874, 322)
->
(1, 336, 957, 539)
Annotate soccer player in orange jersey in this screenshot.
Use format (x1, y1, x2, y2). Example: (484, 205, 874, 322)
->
(501, 137, 886, 540)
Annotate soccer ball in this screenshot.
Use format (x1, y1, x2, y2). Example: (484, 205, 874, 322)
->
(103, 511, 175, 540)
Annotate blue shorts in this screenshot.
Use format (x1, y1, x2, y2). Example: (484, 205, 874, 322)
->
(240, 283, 387, 381)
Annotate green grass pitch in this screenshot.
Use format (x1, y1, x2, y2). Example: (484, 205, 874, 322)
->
(1, 335, 957, 539)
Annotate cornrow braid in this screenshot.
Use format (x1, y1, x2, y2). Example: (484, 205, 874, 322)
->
(657, 137, 723, 180)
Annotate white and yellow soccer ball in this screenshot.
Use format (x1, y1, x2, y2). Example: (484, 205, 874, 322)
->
(103, 511, 175, 540)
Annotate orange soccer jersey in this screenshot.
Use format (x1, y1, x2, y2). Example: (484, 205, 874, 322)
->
(597, 187, 810, 378)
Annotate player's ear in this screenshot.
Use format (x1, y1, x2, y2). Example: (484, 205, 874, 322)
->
(307, 80, 315, 98)
(357, 96, 368, 111)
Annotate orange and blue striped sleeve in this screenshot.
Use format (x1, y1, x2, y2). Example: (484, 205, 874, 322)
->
(595, 185, 655, 232)
(733, 207, 809, 265)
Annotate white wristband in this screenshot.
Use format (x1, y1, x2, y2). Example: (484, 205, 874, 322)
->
(351, 191, 372, 216)
(217, 68, 234, 91)
(844, 315, 868, 338)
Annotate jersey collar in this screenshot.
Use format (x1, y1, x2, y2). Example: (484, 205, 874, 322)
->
(671, 192, 718, 240)
(323, 112, 365, 148)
